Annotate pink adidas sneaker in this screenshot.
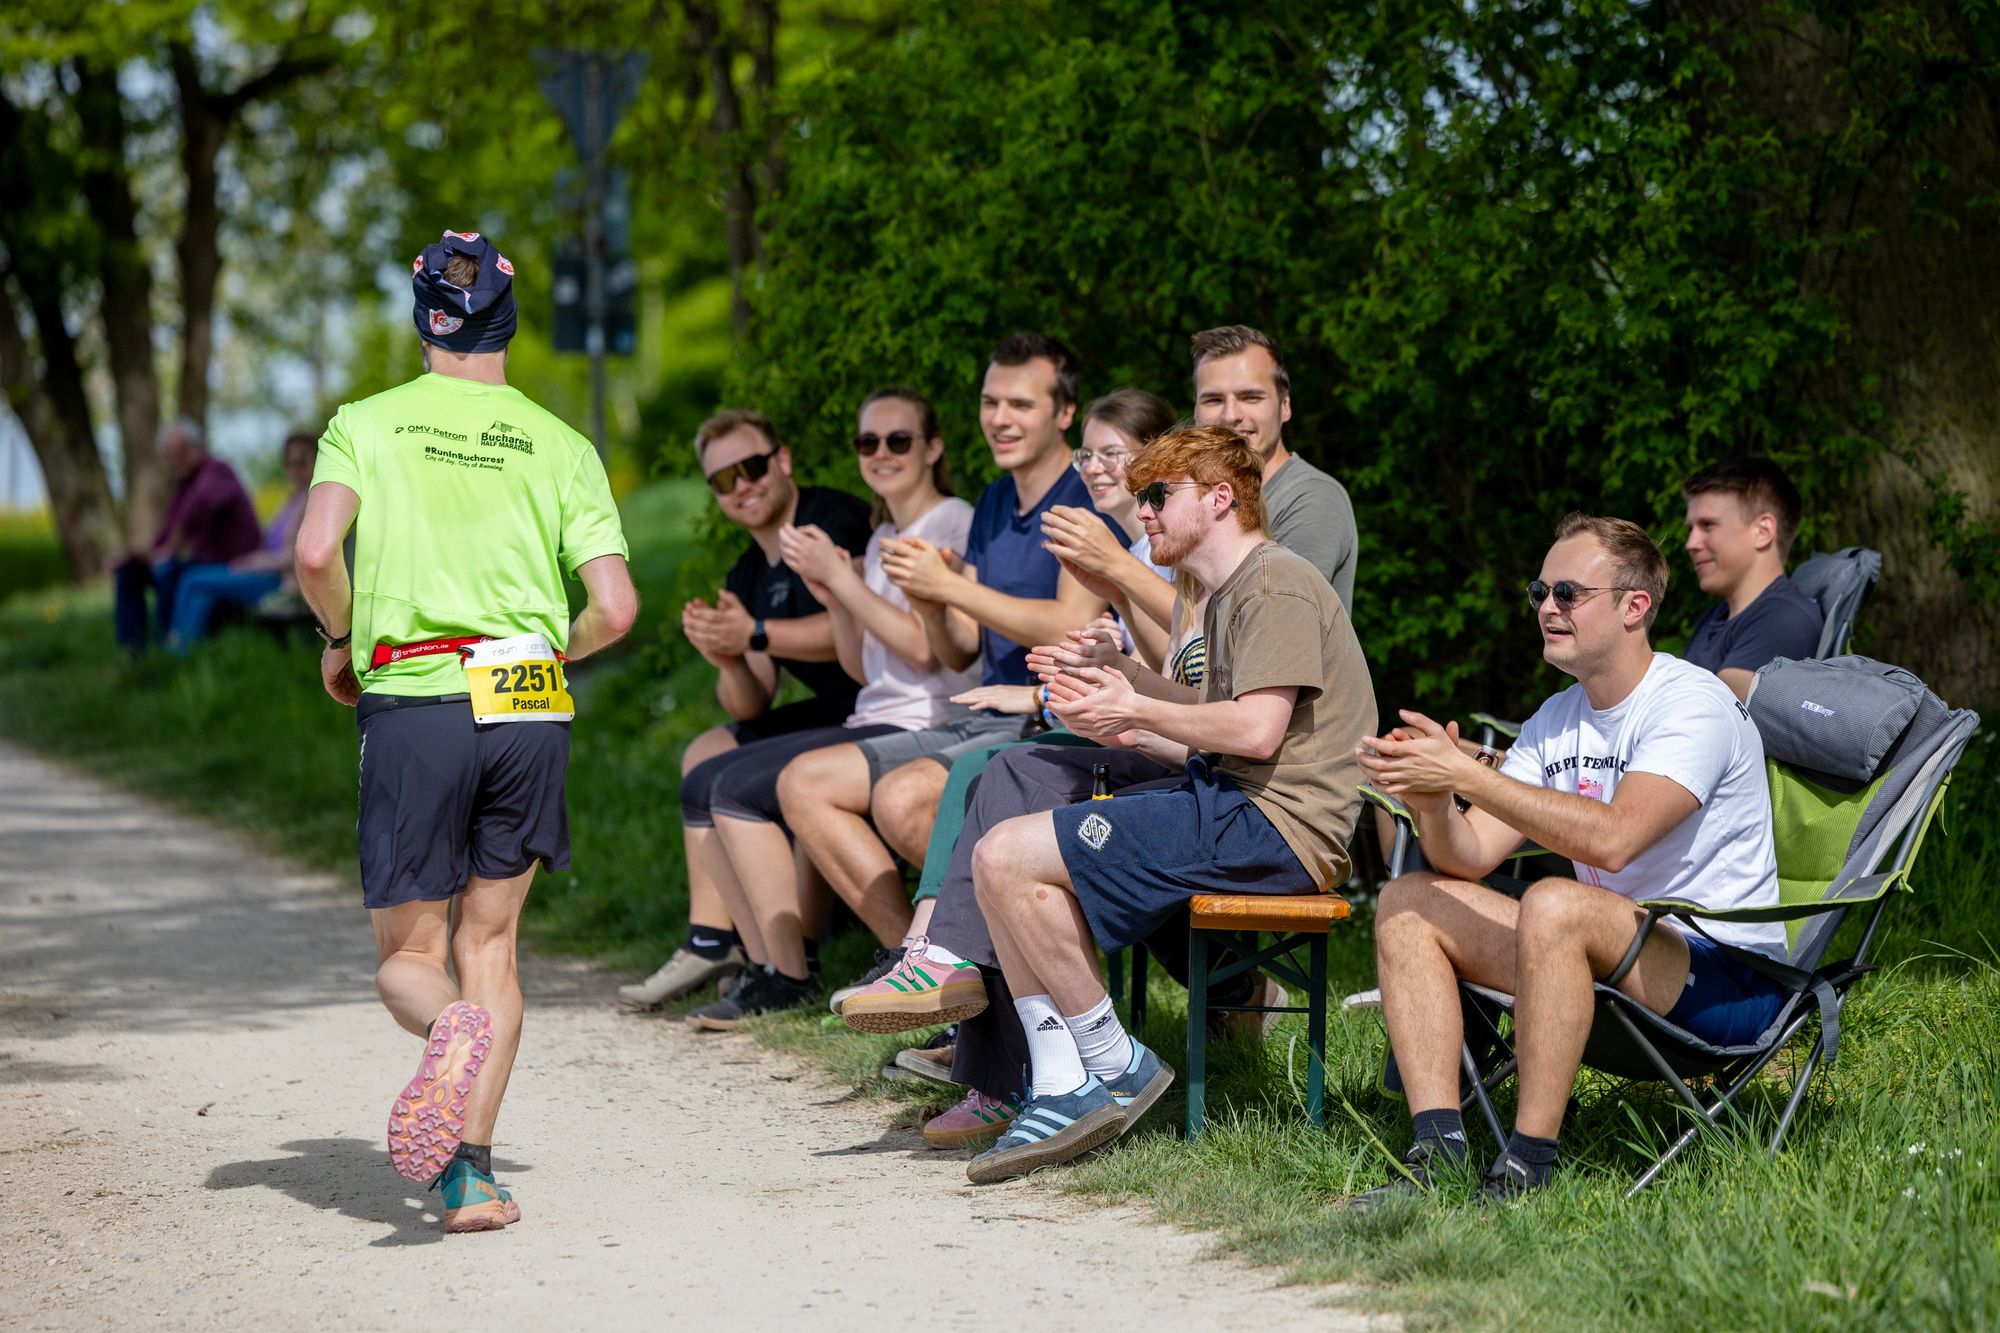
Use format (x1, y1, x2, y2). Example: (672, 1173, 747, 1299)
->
(839, 938, 988, 1034)
(922, 1089, 1020, 1149)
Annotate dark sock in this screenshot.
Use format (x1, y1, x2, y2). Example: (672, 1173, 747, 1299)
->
(454, 1142, 492, 1175)
(1504, 1130, 1559, 1186)
(685, 926, 739, 960)
(1412, 1108, 1470, 1164)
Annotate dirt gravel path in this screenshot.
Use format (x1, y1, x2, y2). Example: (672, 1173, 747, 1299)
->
(0, 741, 1380, 1331)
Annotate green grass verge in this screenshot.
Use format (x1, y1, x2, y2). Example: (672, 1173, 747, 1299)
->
(4, 481, 1996, 1325)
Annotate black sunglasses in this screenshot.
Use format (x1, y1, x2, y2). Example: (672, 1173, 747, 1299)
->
(853, 431, 918, 458)
(1134, 480, 1206, 511)
(706, 450, 777, 496)
(1526, 580, 1630, 611)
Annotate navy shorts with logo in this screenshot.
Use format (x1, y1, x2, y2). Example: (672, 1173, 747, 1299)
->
(356, 692, 571, 910)
(1050, 755, 1314, 952)
(1664, 932, 1790, 1047)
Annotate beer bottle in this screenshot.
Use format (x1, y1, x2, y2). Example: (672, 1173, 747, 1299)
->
(1091, 762, 1113, 799)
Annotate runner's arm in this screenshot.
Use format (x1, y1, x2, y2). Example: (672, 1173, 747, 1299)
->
(295, 481, 358, 636)
(567, 554, 640, 661)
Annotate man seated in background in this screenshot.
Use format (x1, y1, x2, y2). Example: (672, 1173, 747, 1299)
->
(111, 417, 262, 655)
(1354, 515, 1789, 1208)
(957, 423, 1375, 1183)
(166, 430, 318, 652)
(618, 410, 872, 1011)
(1681, 456, 1823, 697)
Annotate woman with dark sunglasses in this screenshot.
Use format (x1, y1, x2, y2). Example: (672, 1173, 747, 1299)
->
(678, 388, 982, 1030)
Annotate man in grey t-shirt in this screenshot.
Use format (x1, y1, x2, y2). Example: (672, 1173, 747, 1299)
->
(1191, 324, 1358, 607)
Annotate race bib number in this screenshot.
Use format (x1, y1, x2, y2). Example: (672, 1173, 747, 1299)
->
(463, 633, 575, 723)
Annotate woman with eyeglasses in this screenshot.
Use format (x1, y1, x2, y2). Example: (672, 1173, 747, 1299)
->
(677, 387, 982, 1030)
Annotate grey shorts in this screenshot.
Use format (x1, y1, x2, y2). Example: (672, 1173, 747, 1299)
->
(855, 712, 1024, 786)
(355, 692, 571, 910)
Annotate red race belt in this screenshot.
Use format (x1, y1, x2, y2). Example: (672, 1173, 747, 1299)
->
(369, 636, 490, 670)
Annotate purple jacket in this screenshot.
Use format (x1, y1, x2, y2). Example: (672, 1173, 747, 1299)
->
(153, 455, 262, 565)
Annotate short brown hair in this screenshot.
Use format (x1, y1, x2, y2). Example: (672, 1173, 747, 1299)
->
(1082, 388, 1175, 449)
(693, 409, 782, 467)
(442, 252, 481, 289)
(1552, 513, 1669, 627)
(1127, 422, 1267, 535)
(989, 332, 1080, 410)
(1682, 456, 1805, 560)
(1189, 325, 1290, 397)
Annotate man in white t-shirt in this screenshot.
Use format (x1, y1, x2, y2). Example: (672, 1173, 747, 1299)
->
(1352, 513, 1789, 1206)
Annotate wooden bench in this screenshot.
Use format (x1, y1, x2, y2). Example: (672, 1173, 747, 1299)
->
(1184, 892, 1351, 1137)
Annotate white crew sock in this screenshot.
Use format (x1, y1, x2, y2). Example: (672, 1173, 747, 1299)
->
(1064, 994, 1134, 1081)
(1016, 993, 1088, 1096)
(903, 936, 965, 967)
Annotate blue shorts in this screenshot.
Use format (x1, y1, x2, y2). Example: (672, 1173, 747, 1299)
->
(1050, 756, 1313, 953)
(1663, 933, 1789, 1047)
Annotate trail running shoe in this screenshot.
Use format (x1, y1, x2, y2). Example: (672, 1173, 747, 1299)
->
(829, 946, 904, 1014)
(1342, 1142, 1464, 1213)
(618, 944, 746, 1009)
(430, 1157, 514, 1233)
(686, 966, 818, 1032)
(965, 1076, 1127, 1184)
(840, 938, 988, 1034)
(387, 1000, 493, 1183)
(1102, 1039, 1174, 1133)
(922, 1088, 1020, 1149)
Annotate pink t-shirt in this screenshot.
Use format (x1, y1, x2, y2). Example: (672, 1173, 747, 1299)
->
(849, 497, 979, 729)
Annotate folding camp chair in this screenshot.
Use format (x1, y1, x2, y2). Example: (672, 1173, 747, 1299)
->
(1790, 546, 1881, 658)
(1435, 655, 1977, 1196)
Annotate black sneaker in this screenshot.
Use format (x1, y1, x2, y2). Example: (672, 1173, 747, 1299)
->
(828, 946, 904, 1015)
(1476, 1150, 1548, 1205)
(686, 966, 817, 1032)
(1340, 1142, 1464, 1213)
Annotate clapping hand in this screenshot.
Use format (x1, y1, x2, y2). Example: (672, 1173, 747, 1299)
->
(880, 534, 961, 603)
(1356, 711, 1470, 807)
(682, 589, 756, 664)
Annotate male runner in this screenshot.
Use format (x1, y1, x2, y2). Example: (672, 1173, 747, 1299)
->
(1353, 515, 1787, 1205)
(296, 230, 637, 1233)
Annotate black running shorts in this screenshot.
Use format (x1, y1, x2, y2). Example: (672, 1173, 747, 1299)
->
(356, 692, 571, 910)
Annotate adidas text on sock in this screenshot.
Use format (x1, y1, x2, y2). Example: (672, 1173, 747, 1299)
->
(1016, 994, 1087, 1097)
(1411, 1108, 1469, 1163)
(1064, 994, 1134, 1081)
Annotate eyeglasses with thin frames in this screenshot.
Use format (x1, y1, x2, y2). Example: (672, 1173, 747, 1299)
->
(1072, 447, 1131, 473)
(1525, 580, 1631, 612)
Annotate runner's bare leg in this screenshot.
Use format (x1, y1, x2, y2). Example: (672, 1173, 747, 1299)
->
(450, 866, 538, 1144)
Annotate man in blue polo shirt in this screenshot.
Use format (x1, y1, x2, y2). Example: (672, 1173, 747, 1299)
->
(776, 333, 1119, 1000)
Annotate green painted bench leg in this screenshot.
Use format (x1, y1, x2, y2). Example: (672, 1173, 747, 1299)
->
(1186, 926, 1209, 1139)
(1308, 933, 1327, 1127)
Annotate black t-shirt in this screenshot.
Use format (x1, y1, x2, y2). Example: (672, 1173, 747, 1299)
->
(1684, 572, 1824, 675)
(722, 485, 873, 703)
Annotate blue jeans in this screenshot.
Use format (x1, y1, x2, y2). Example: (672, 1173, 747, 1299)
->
(167, 567, 283, 652)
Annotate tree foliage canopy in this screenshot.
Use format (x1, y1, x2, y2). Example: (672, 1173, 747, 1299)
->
(736, 0, 2000, 713)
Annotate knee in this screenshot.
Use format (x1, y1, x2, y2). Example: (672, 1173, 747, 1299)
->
(970, 828, 1019, 908)
(1374, 872, 1443, 943)
(776, 748, 841, 817)
(1517, 879, 1589, 950)
(681, 726, 734, 778)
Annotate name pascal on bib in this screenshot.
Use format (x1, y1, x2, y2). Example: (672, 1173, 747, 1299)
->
(463, 633, 575, 723)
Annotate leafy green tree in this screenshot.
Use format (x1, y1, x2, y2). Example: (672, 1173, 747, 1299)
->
(738, 0, 1999, 711)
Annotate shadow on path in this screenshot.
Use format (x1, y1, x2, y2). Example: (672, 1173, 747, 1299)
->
(204, 1138, 534, 1249)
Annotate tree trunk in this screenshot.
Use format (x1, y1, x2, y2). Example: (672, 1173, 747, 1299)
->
(0, 274, 120, 578)
(171, 45, 226, 433)
(71, 58, 165, 550)
(686, 1, 758, 336)
(1694, 5, 2000, 712)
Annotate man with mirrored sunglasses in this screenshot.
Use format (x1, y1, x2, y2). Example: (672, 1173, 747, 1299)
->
(619, 409, 871, 1012)
(1352, 514, 1787, 1208)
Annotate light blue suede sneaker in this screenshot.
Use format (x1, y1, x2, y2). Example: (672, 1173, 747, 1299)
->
(966, 1075, 1127, 1184)
(1101, 1039, 1175, 1135)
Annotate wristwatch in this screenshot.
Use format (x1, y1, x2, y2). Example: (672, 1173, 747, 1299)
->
(748, 618, 769, 653)
(315, 622, 352, 651)
(1455, 746, 1501, 813)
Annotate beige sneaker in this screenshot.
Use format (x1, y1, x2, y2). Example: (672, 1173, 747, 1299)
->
(617, 945, 745, 1009)
(1217, 971, 1288, 1041)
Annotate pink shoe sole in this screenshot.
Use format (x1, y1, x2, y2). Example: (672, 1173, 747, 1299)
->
(387, 1000, 493, 1182)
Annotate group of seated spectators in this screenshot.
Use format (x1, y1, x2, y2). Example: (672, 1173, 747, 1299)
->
(110, 418, 317, 655)
(624, 322, 1827, 1197)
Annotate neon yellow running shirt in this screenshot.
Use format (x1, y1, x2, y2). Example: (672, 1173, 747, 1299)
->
(312, 373, 628, 697)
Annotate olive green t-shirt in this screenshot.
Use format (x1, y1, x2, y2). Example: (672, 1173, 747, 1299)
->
(1201, 541, 1378, 885)
(312, 374, 628, 697)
